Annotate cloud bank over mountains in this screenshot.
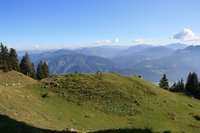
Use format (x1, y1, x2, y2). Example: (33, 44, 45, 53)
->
(95, 38, 120, 45)
(94, 28, 200, 47)
(130, 28, 200, 46)
(21, 28, 200, 50)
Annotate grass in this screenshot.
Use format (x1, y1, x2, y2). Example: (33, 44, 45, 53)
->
(0, 71, 200, 132)
(0, 114, 69, 133)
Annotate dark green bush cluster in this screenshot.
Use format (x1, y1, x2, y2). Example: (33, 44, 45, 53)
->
(170, 72, 200, 99)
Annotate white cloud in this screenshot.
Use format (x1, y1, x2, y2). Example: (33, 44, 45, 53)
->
(173, 28, 199, 41)
(132, 38, 155, 45)
(95, 38, 120, 45)
(34, 44, 39, 49)
(95, 40, 109, 45)
(132, 38, 146, 44)
(104, 40, 111, 44)
(113, 38, 120, 43)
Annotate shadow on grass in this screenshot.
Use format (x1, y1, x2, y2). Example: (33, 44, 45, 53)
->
(92, 128, 153, 133)
(0, 114, 162, 133)
(0, 114, 69, 133)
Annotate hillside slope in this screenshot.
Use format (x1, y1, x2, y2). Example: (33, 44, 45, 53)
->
(0, 71, 37, 85)
(0, 71, 200, 132)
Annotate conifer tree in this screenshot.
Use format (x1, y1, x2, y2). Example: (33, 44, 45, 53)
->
(185, 72, 199, 97)
(170, 79, 185, 92)
(159, 74, 169, 89)
(0, 43, 3, 70)
(177, 78, 185, 91)
(9, 48, 20, 71)
(36, 61, 44, 80)
(30, 63, 36, 79)
(36, 61, 50, 80)
(19, 52, 33, 77)
(4, 46, 12, 71)
(42, 62, 49, 78)
(0, 44, 12, 72)
(170, 82, 177, 92)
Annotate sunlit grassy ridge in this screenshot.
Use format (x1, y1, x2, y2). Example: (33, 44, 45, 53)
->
(0, 71, 200, 132)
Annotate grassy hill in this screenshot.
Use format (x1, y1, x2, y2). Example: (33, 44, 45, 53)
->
(0, 71, 200, 132)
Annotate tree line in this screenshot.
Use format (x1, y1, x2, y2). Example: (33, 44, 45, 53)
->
(159, 72, 200, 99)
(0, 43, 49, 80)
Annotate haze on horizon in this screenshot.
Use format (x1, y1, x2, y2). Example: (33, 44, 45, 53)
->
(0, 0, 200, 50)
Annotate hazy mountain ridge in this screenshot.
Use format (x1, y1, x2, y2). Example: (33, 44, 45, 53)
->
(113, 46, 174, 67)
(19, 43, 200, 82)
(132, 45, 200, 81)
(165, 43, 188, 50)
(29, 52, 131, 75)
(75, 45, 126, 58)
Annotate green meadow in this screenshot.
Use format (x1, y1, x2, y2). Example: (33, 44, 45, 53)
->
(0, 71, 200, 132)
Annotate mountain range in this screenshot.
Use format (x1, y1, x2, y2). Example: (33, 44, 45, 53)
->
(18, 43, 200, 82)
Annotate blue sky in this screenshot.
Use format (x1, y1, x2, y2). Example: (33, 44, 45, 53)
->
(0, 0, 200, 49)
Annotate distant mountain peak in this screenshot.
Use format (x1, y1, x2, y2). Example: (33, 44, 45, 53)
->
(165, 43, 188, 50)
(184, 45, 200, 52)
